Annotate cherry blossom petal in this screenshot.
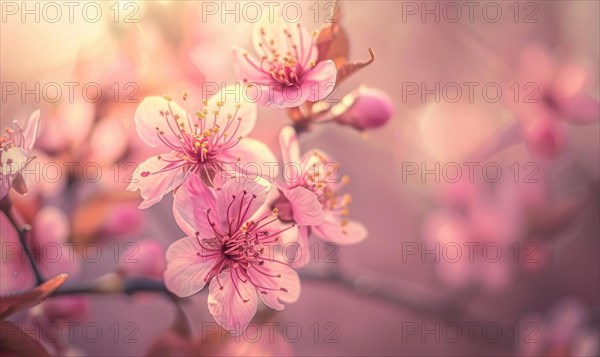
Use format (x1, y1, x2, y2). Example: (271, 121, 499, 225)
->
(1, 147, 27, 175)
(303, 60, 337, 102)
(283, 186, 325, 225)
(292, 23, 319, 68)
(215, 177, 270, 232)
(275, 224, 308, 268)
(247, 260, 301, 310)
(207, 270, 258, 335)
(279, 126, 301, 167)
(290, 226, 310, 269)
(164, 236, 218, 297)
(205, 85, 257, 137)
(134, 96, 188, 148)
(0, 147, 28, 199)
(313, 213, 367, 244)
(23, 109, 41, 153)
(269, 86, 311, 108)
(223, 138, 278, 179)
(173, 174, 218, 238)
(127, 153, 187, 209)
(231, 47, 272, 84)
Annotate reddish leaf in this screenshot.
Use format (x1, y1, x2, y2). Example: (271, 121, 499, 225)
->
(0, 274, 69, 321)
(0, 321, 51, 357)
(336, 48, 375, 84)
(316, 1, 349, 67)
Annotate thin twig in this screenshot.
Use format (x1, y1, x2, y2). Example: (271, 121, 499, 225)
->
(0, 197, 45, 285)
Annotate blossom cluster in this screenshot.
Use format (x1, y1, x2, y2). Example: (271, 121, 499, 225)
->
(123, 15, 383, 334)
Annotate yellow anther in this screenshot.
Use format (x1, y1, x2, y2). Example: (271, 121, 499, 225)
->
(163, 95, 172, 101)
(341, 194, 352, 206)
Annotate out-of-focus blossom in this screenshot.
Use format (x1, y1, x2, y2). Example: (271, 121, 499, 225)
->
(128, 86, 276, 208)
(231, 20, 337, 108)
(422, 177, 546, 292)
(331, 86, 394, 131)
(31, 206, 81, 279)
(516, 299, 599, 357)
(119, 240, 166, 279)
(274, 127, 367, 267)
(37, 296, 89, 322)
(96, 202, 144, 237)
(0, 110, 40, 200)
(504, 45, 600, 158)
(165, 175, 300, 334)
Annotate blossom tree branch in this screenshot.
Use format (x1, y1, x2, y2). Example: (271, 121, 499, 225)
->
(49, 268, 478, 321)
(0, 196, 45, 286)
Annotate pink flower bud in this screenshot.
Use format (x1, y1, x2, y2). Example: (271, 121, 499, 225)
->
(334, 86, 394, 131)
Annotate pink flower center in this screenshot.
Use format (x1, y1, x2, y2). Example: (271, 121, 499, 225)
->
(0, 125, 25, 152)
(276, 154, 354, 228)
(141, 98, 245, 182)
(243, 25, 316, 88)
(196, 190, 294, 301)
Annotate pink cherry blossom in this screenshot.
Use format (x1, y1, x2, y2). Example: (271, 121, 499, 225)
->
(231, 20, 337, 108)
(0, 110, 40, 200)
(503, 45, 599, 158)
(274, 126, 367, 267)
(164, 175, 300, 334)
(128, 86, 276, 208)
(422, 176, 550, 292)
(119, 240, 166, 279)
